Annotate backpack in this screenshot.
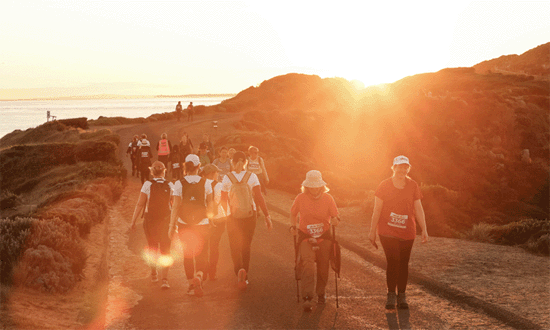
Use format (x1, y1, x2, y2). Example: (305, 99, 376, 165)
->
(227, 172, 254, 219)
(177, 177, 207, 225)
(145, 180, 171, 222)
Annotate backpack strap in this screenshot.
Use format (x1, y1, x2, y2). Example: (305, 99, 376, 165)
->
(242, 171, 252, 184)
(226, 172, 238, 184)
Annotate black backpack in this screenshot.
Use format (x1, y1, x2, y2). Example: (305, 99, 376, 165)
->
(145, 180, 171, 222)
(177, 177, 207, 225)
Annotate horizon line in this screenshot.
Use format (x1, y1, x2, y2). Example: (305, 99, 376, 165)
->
(0, 93, 238, 102)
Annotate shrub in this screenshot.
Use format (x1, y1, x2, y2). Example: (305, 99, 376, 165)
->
(0, 218, 33, 285)
(11, 217, 87, 293)
(461, 219, 550, 255)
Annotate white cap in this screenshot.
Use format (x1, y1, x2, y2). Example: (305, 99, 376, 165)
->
(301, 170, 327, 188)
(185, 154, 201, 166)
(393, 155, 410, 166)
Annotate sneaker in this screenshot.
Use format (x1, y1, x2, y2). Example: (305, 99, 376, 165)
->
(303, 296, 313, 312)
(161, 278, 170, 289)
(192, 276, 203, 297)
(186, 284, 195, 295)
(237, 268, 247, 291)
(397, 292, 409, 309)
(317, 294, 326, 304)
(386, 292, 397, 310)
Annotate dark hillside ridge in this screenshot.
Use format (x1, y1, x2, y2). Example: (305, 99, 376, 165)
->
(215, 45, 549, 238)
(473, 42, 550, 77)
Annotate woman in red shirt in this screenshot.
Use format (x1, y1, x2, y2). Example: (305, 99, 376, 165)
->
(290, 170, 339, 312)
(368, 155, 429, 310)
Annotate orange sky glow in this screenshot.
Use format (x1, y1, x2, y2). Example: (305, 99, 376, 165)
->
(0, 1, 549, 99)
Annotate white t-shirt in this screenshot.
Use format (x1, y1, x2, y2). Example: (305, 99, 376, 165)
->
(172, 175, 213, 225)
(221, 171, 260, 211)
(140, 177, 173, 212)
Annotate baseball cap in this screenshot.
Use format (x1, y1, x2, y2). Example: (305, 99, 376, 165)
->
(185, 154, 201, 166)
(393, 155, 410, 166)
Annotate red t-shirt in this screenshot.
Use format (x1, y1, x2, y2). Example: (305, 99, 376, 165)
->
(291, 193, 339, 238)
(375, 177, 423, 240)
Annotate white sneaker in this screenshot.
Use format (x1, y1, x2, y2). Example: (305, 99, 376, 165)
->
(237, 268, 247, 290)
(161, 279, 170, 289)
(192, 276, 203, 297)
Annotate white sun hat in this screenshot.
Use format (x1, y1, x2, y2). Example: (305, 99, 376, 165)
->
(185, 154, 201, 167)
(393, 155, 410, 166)
(302, 170, 327, 188)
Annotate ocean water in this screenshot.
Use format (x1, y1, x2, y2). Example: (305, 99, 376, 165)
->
(0, 97, 228, 139)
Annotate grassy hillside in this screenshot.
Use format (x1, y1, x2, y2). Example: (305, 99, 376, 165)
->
(213, 66, 549, 250)
(0, 121, 125, 293)
(473, 42, 550, 77)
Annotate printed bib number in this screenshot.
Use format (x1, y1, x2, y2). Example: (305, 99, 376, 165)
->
(388, 212, 408, 229)
(248, 163, 260, 171)
(306, 223, 324, 238)
(141, 151, 149, 158)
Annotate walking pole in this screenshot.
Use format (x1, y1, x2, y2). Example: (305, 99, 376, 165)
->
(332, 225, 339, 308)
(293, 233, 300, 303)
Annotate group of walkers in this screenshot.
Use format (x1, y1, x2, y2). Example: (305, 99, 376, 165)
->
(175, 101, 194, 122)
(129, 132, 273, 297)
(129, 130, 429, 312)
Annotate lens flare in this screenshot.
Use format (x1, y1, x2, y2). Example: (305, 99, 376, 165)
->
(158, 255, 174, 267)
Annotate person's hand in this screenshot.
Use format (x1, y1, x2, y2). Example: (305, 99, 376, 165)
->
(289, 226, 297, 236)
(368, 230, 378, 249)
(330, 217, 340, 226)
(421, 231, 429, 243)
(265, 215, 273, 231)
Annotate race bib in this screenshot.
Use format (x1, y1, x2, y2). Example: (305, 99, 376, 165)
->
(173, 163, 180, 169)
(388, 212, 408, 229)
(141, 151, 149, 158)
(306, 223, 324, 238)
(248, 163, 260, 171)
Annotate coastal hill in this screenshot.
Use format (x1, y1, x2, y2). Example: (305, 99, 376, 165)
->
(212, 43, 549, 246)
(473, 42, 550, 76)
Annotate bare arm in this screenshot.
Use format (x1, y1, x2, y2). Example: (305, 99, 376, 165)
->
(168, 196, 181, 238)
(368, 196, 383, 248)
(252, 185, 272, 230)
(130, 192, 148, 228)
(414, 199, 429, 243)
(260, 158, 269, 182)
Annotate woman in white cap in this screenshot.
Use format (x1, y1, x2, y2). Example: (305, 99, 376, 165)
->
(290, 170, 339, 312)
(168, 154, 214, 297)
(368, 155, 429, 310)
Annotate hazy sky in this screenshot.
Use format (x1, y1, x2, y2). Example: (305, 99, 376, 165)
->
(1, 1, 549, 96)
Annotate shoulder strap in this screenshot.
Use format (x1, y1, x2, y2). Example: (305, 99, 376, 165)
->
(227, 172, 238, 184)
(242, 171, 252, 183)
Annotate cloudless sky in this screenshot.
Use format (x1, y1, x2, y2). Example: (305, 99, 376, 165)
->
(1, 1, 549, 96)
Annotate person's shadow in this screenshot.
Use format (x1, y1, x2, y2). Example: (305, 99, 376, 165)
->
(386, 309, 411, 330)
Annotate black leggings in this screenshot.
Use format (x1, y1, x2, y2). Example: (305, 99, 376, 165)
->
(379, 235, 414, 293)
(226, 213, 257, 277)
(208, 218, 226, 274)
(177, 224, 210, 280)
